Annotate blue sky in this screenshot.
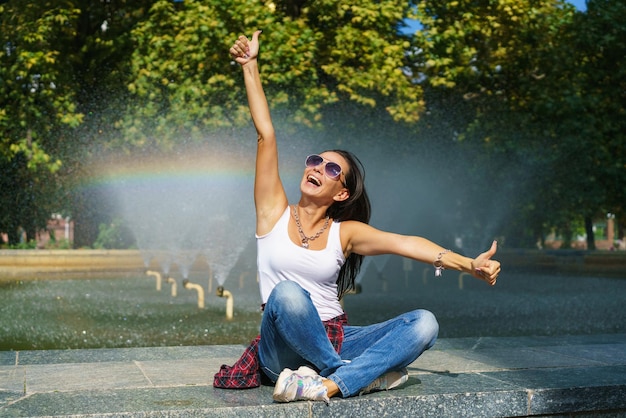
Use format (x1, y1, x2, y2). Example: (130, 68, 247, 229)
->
(569, 0, 587, 11)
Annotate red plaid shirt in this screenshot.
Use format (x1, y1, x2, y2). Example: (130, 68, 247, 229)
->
(213, 313, 348, 389)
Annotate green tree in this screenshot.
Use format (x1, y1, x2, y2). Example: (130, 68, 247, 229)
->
(2, 0, 622, 251)
(0, 1, 156, 246)
(573, 0, 626, 242)
(412, 0, 625, 249)
(58, 0, 155, 247)
(0, 1, 81, 244)
(119, 0, 424, 148)
(516, 0, 626, 249)
(2, 0, 425, 246)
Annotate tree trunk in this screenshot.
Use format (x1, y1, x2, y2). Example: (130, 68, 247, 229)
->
(585, 216, 596, 250)
(560, 223, 572, 249)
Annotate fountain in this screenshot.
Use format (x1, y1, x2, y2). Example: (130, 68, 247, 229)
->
(2, 133, 625, 352)
(95, 144, 257, 315)
(87, 136, 456, 320)
(88, 126, 489, 314)
(145, 270, 162, 291)
(183, 279, 205, 309)
(216, 286, 234, 320)
(372, 254, 391, 292)
(166, 276, 177, 297)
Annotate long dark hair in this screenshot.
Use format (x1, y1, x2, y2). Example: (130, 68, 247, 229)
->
(326, 150, 371, 299)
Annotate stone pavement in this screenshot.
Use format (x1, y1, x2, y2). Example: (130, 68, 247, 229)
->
(1, 333, 625, 417)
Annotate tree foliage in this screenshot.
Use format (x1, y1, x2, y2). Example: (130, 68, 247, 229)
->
(0, 2, 82, 170)
(0, 0, 154, 245)
(411, 0, 624, 247)
(1, 1, 82, 243)
(574, 0, 626, 220)
(118, 0, 423, 147)
(0, 0, 623, 248)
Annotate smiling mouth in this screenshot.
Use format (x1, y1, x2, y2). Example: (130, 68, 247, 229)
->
(307, 175, 321, 186)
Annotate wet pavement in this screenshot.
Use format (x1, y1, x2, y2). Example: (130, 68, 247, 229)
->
(1, 333, 625, 417)
(1, 254, 626, 416)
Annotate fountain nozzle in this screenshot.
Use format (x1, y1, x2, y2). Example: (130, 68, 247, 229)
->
(146, 270, 163, 291)
(166, 277, 177, 297)
(183, 279, 205, 309)
(216, 286, 234, 320)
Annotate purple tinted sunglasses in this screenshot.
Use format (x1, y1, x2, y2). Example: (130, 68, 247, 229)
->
(305, 154, 346, 186)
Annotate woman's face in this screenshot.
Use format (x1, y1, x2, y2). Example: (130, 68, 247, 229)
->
(300, 151, 349, 199)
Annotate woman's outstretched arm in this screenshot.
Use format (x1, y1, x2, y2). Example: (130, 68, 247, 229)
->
(230, 31, 288, 235)
(342, 221, 500, 286)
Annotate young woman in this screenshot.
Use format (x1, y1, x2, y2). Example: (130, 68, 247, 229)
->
(226, 31, 501, 403)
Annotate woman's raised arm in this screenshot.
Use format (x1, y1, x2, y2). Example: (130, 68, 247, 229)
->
(230, 31, 288, 235)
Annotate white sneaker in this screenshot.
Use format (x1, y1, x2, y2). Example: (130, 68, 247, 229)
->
(295, 365, 319, 377)
(273, 366, 329, 404)
(360, 368, 409, 395)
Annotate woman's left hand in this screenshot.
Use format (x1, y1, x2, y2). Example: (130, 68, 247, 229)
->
(471, 240, 501, 286)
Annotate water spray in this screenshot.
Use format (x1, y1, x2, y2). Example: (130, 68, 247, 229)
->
(422, 267, 430, 285)
(183, 279, 205, 309)
(378, 271, 388, 293)
(146, 270, 162, 291)
(216, 286, 234, 320)
(403, 258, 413, 289)
(142, 253, 153, 270)
(372, 255, 390, 292)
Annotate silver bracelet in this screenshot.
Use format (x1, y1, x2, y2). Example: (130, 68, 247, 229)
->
(433, 249, 452, 277)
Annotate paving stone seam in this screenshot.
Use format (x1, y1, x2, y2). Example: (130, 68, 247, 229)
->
(132, 360, 154, 386)
(529, 346, 618, 366)
(2, 390, 36, 409)
(16, 382, 217, 395)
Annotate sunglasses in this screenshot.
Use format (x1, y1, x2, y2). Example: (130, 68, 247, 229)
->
(305, 154, 346, 186)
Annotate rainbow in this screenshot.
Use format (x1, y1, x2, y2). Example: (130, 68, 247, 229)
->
(82, 146, 256, 189)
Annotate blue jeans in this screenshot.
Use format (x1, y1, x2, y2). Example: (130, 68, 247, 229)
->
(258, 281, 439, 397)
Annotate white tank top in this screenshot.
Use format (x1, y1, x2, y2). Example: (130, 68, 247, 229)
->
(256, 206, 346, 321)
